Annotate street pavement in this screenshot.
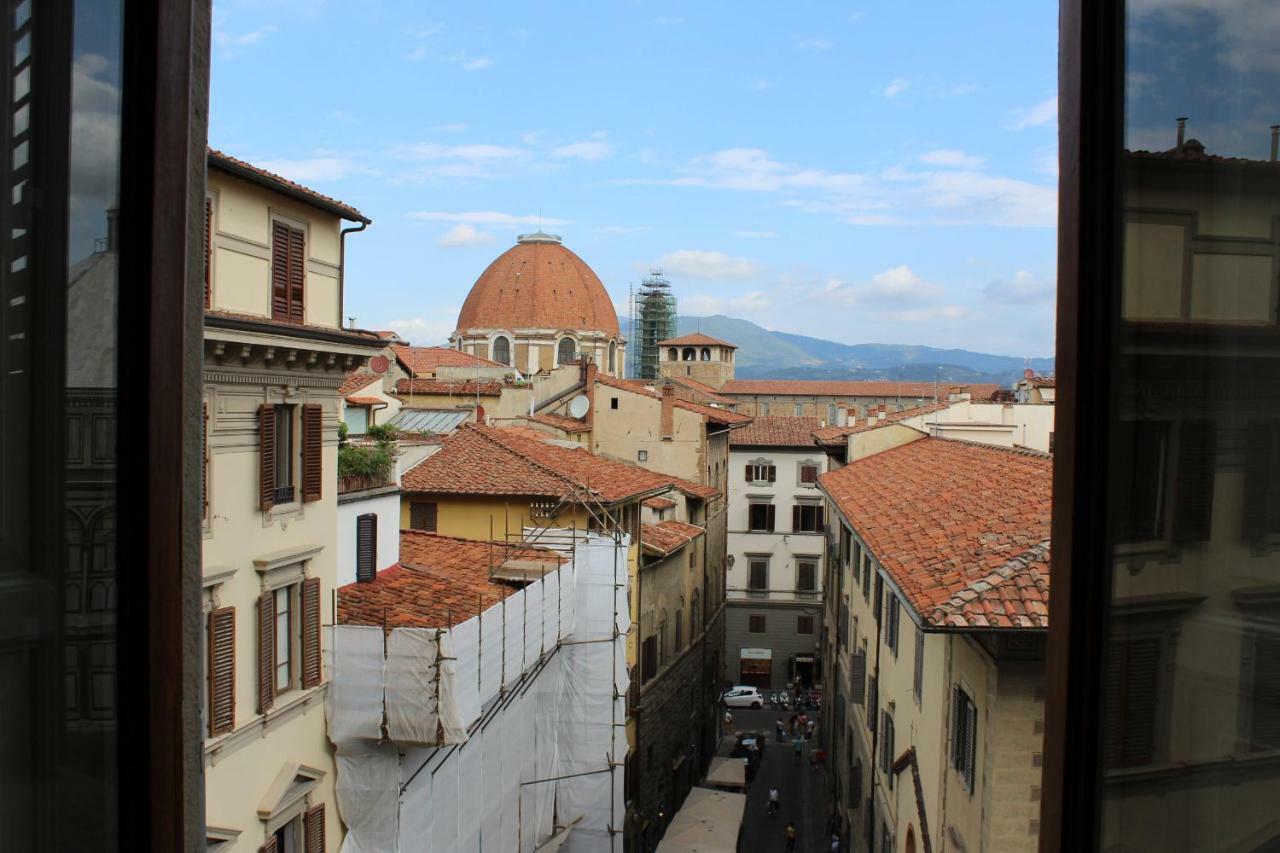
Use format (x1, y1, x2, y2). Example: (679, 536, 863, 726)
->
(722, 707, 833, 853)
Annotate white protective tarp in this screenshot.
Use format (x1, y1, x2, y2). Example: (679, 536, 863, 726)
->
(327, 625, 387, 744)
(335, 742, 401, 853)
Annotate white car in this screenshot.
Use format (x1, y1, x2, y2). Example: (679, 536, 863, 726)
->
(722, 686, 764, 709)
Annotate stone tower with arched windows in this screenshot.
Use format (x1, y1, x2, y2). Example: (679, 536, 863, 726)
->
(450, 231, 626, 376)
(656, 333, 737, 389)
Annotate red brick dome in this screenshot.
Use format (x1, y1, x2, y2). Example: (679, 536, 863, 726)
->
(455, 233, 620, 336)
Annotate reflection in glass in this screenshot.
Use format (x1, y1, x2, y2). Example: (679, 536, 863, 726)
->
(1103, 2, 1280, 850)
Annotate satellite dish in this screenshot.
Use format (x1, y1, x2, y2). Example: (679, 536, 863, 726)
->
(567, 394, 590, 419)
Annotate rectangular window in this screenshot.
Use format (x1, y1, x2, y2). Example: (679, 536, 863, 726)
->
(799, 463, 819, 484)
(873, 575, 883, 624)
(1112, 420, 1170, 543)
(828, 403, 838, 424)
(274, 586, 292, 693)
(748, 503, 775, 532)
(796, 560, 817, 598)
(356, 513, 377, 582)
(610, 397, 619, 410)
(913, 629, 925, 706)
(273, 405, 295, 505)
(270, 220, 305, 323)
(410, 501, 438, 532)
(868, 675, 878, 735)
(881, 711, 896, 789)
(748, 614, 767, 633)
(1247, 632, 1280, 752)
(642, 636, 657, 682)
(761, 402, 769, 415)
(951, 686, 978, 792)
(838, 599, 849, 650)
(748, 559, 768, 598)
(792, 503, 824, 533)
(885, 593, 900, 654)
(746, 462, 777, 483)
(797, 615, 814, 635)
(1102, 636, 1161, 769)
(862, 558, 872, 602)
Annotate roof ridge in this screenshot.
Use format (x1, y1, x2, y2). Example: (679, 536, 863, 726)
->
(928, 540, 1050, 624)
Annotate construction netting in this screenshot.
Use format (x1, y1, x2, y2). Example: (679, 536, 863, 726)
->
(326, 529, 630, 853)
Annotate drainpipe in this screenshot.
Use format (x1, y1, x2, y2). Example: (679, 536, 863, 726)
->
(340, 220, 369, 329)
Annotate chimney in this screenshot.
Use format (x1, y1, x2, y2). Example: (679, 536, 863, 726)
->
(1270, 125, 1279, 162)
(660, 384, 675, 439)
(583, 360, 597, 428)
(1176, 116, 1188, 148)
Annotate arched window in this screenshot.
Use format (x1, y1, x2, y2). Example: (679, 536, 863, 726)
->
(558, 337, 576, 365)
(701, 347, 711, 361)
(668, 348, 678, 361)
(608, 341, 617, 372)
(682, 347, 695, 361)
(492, 335, 511, 365)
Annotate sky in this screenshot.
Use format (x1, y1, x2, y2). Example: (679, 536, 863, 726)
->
(209, 1, 1059, 357)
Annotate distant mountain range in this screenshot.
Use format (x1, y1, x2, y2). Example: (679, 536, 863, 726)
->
(636, 315, 1054, 388)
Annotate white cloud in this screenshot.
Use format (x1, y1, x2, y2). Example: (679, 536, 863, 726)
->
(884, 77, 910, 98)
(821, 265, 944, 309)
(651, 250, 763, 281)
(382, 316, 456, 346)
(1011, 96, 1057, 130)
(1130, 0, 1280, 74)
(552, 140, 616, 161)
(407, 211, 571, 227)
(438, 224, 497, 248)
(919, 149, 985, 168)
(797, 37, 833, 52)
(984, 270, 1056, 304)
(682, 291, 772, 315)
(734, 230, 778, 239)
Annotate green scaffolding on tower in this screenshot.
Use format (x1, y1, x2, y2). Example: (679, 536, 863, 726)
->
(629, 270, 676, 380)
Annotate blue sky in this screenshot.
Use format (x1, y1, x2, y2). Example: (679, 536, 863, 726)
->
(210, 1, 1059, 357)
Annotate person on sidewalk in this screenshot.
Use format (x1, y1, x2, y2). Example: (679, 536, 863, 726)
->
(830, 833, 841, 852)
(724, 710, 734, 735)
(806, 718, 816, 739)
(767, 787, 780, 815)
(776, 718, 785, 742)
(784, 822, 798, 852)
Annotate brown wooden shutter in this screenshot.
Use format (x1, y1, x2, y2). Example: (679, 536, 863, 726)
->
(271, 222, 291, 321)
(767, 465, 776, 483)
(410, 501, 438, 532)
(850, 650, 867, 705)
(1250, 634, 1280, 751)
(207, 606, 236, 736)
(766, 504, 776, 532)
(1243, 422, 1277, 541)
(304, 803, 326, 852)
(202, 402, 209, 519)
(1103, 637, 1160, 768)
(260, 837, 279, 853)
(792, 504, 801, 531)
(1172, 419, 1214, 544)
(259, 405, 276, 511)
(204, 197, 212, 307)
(816, 505, 824, 530)
(744, 464, 752, 482)
(288, 225, 306, 323)
(257, 590, 275, 713)
(962, 697, 977, 791)
(301, 577, 322, 689)
(356, 513, 377, 582)
(301, 404, 323, 503)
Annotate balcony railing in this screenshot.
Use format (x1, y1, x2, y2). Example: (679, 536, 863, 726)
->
(273, 485, 295, 505)
(729, 587, 821, 603)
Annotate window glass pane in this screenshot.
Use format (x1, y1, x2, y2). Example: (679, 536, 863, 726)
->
(275, 587, 290, 690)
(1102, 4, 1280, 849)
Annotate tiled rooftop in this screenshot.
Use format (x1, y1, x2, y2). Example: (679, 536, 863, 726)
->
(337, 531, 565, 630)
(339, 371, 380, 396)
(391, 345, 506, 376)
(528, 412, 592, 433)
(643, 496, 677, 511)
(730, 416, 823, 447)
(641, 520, 706, 557)
(662, 376, 737, 405)
(812, 402, 951, 445)
(655, 333, 738, 348)
(395, 378, 503, 397)
(720, 379, 999, 401)
(344, 396, 385, 406)
(596, 374, 752, 427)
(818, 437, 1051, 629)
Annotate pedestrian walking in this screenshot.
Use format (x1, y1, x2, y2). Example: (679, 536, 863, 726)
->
(793, 735, 804, 764)
(806, 718, 816, 738)
(768, 787, 780, 816)
(788, 713, 798, 736)
(776, 718, 785, 742)
(724, 710, 734, 735)
(830, 833, 841, 852)
(784, 821, 798, 852)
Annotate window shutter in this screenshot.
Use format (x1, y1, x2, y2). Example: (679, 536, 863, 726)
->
(816, 505, 824, 530)
(260, 837, 279, 853)
(914, 630, 925, 703)
(745, 464, 752, 482)
(1251, 634, 1280, 750)
(1242, 422, 1277, 541)
(259, 405, 276, 511)
(356, 513, 377, 582)
(963, 698, 977, 791)
(1103, 637, 1160, 768)
(288, 225, 306, 323)
(868, 675, 878, 734)
(792, 504, 801, 531)
(271, 222, 291, 321)
(207, 607, 235, 737)
(257, 590, 275, 713)
(301, 576, 322, 689)
(766, 504, 776, 532)
(304, 803, 326, 852)
(951, 686, 964, 768)
(1172, 419, 1214, 544)
(203, 402, 209, 519)
(204, 197, 212, 307)
(767, 465, 776, 483)
(411, 501, 438, 532)
(301, 403, 323, 503)
(850, 650, 867, 705)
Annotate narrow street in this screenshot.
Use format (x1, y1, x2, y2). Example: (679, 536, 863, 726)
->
(723, 707, 832, 853)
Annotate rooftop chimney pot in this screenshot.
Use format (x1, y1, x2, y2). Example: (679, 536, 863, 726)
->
(1270, 125, 1279, 162)
(1177, 117, 1189, 148)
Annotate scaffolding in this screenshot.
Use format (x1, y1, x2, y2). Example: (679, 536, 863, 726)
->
(629, 271, 676, 380)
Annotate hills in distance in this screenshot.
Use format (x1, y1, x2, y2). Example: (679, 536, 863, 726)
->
(650, 314, 1055, 388)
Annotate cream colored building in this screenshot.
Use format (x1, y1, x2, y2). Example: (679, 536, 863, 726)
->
(818, 436, 1051, 853)
(202, 150, 383, 852)
(657, 332, 737, 389)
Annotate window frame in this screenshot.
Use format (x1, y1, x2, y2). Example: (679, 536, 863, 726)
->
(272, 404, 296, 505)
(748, 613, 767, 633)
(747, 502, 775, 533)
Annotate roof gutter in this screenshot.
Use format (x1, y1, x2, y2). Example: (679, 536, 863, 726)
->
(340, 220, 369, 330)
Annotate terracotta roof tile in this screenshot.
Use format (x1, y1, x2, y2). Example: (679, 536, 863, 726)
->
(456, 236, 620, 336)
(392, 345, 506, 376)
(208, 148, 369, 223)
(345, 395, 386, 406)
(339, 371, 380, 396)
(720, 379, 999, 401)
(528, 412, 592, 433)
(730, 416, 823, 448)
(662, 376, 736, 405)
(655, 333, 737, 348)
(818, 438, 1051, 629)
(641, 520, 706, 556)
(812, 402, 951, 445)
(395, 378, 503, 397)
(643, 496, 677, 511)
(337, 531, 565, 630)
